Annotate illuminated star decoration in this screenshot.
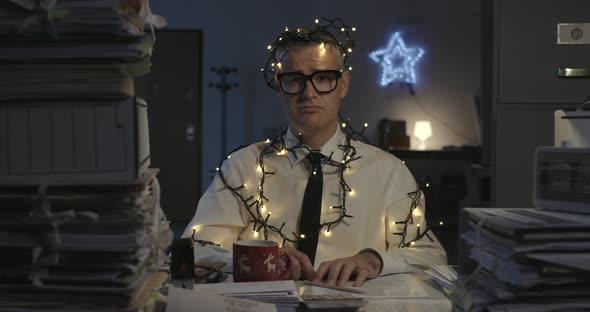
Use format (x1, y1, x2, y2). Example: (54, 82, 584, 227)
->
(369, 32, 425, 86)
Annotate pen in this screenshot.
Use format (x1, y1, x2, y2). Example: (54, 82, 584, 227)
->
(303, 280, 365, 294)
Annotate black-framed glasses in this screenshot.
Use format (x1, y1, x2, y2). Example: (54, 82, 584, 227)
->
(277, 70, 342, 95)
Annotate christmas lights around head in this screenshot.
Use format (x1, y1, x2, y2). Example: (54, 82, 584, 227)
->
(369, 32, 425, 86)
(261, 17, 357, 91)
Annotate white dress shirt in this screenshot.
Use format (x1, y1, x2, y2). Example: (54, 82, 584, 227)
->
(182, 126, 446, 275)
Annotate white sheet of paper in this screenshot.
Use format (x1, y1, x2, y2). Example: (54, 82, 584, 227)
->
(434, 265, 457, 281)
(424, 270, 452, 287)
(306, 274, 428, 299)
(354, 274, 429, 299)
(167, 286, 277, 312)
(424, 265, 458, 287)
(364, 299, 451, 312)
(194, 280, 298, 295)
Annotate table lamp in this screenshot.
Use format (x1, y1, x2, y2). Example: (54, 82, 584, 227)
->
(413, 120, 432, 150)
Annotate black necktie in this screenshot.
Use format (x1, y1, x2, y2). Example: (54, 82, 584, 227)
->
(297, 152, 324, 265)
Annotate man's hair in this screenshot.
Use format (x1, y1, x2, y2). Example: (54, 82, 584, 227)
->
(262, 17, 356, 91)
(274, 30, 344, 70)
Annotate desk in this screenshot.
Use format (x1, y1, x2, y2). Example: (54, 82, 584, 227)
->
(165, 273, 451, 312)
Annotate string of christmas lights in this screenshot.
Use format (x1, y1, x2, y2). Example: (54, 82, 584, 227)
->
(338, 112, 371, 144)
(212, 123, 360, 247)
(392, 189, 434, 248)
(196, 119, 432, 250)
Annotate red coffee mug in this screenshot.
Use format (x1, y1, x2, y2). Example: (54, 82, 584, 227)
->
(233, 240, 290, 282)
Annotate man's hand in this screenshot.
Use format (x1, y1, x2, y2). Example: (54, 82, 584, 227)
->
(278, 246, 315, 280)
(313, 252, 382, 287)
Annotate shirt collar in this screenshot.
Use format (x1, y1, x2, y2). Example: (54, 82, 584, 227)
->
(284, 125, 347, 168)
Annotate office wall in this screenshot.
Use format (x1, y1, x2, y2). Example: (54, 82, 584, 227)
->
(149, 0, 482, 194)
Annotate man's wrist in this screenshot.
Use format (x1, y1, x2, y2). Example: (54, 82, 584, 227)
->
(357, 248, 384, 274)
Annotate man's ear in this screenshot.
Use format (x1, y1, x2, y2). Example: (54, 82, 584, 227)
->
(339, 70, 350, 98)
(272, 76, 281, 93)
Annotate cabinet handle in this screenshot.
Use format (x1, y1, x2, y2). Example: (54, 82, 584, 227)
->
(558, 67, 590, 78)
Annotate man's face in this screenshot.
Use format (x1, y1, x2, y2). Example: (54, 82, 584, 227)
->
(276, 44, 350, 136)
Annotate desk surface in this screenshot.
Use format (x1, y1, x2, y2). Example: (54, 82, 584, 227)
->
(165, 273, 451, 312)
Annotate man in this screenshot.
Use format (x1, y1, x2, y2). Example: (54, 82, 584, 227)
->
(183, 18, 446, 287)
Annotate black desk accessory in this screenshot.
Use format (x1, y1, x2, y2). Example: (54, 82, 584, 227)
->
(170, 238, 194, 279)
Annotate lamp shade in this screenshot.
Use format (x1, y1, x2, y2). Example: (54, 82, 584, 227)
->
(413, 120, 432, 141)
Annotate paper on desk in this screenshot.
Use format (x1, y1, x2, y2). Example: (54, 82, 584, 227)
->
(527, 252, 590, 272)
(364, 299, 451, 312)
(424, 265, 457, 288)
(355, 274, 428, 299)
(306, 274, 428, 299)
(194, 280, 298, 296)
(167, 287, 277, 312)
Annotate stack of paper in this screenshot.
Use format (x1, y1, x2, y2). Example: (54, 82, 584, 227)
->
(0, 170, 173, 311)
(0, 0, 162, 100)
(195, 281, 301, 312)
(0, 0, 156, 37)
(452, 208, 590, 312)
(0, 0, 163, 181)
(0, 1, 170, 311)
(425, 265, 458, 291)
(0, 64, 135, 100)
(167, 287, 277, 312)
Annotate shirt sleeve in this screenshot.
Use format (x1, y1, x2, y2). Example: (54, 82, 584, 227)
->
(181, 156, 250, 272)
(377, 162, 447, 275)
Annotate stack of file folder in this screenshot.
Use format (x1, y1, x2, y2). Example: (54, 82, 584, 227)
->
(0, 0, 171, 311)
(0, 0, 161, 100)
(0, 0, 163, 184)
(453, 208, 590, 312)
(0, 170, 171, 311)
